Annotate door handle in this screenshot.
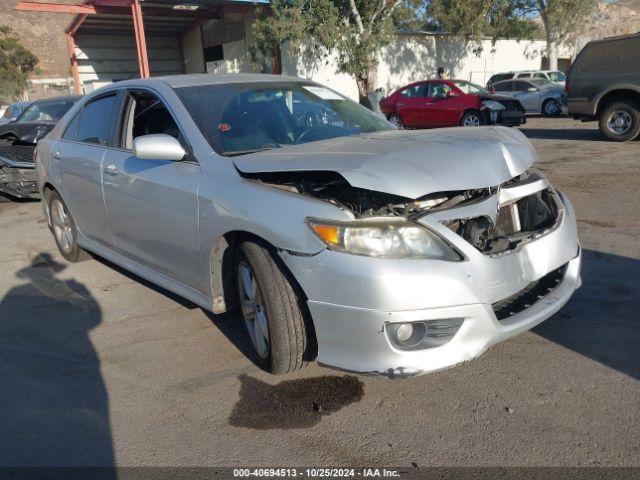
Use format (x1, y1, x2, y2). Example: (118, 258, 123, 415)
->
(396, 103, 405, 106)
(52, 151, 61, 160)
(104, 163, 120, 176)
(425, 102, 435, 106)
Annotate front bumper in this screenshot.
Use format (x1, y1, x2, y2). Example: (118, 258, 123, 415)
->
(0, 149, 39, 200)
(280, 192, 581, 378)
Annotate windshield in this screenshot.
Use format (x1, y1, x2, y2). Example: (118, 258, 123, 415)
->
(450, 80, 489, 95)
(16, 100, 75, 123)
(548, 71, 566, 82)
(530, 78, 555, 87)
(174, 82, 394, 156)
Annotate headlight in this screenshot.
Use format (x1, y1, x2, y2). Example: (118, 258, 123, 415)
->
(307, 219, 462, 260)
(481, 100, 505, 111)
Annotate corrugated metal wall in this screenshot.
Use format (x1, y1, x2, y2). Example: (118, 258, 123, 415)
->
(75, 33, 183, 85)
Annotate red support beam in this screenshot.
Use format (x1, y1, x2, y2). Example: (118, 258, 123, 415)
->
(131, 0, 150, 78)
(15, 1, 97, 14)
(66, 33, 82, 94)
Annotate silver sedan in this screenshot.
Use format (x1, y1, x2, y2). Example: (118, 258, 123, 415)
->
(493, 78, 566, 116)
(36, 74, 581, 378)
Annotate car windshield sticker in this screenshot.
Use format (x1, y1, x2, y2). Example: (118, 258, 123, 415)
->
(303, 86, 344, 101)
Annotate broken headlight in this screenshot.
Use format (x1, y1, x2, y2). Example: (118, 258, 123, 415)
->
(306, 219, 462, 260)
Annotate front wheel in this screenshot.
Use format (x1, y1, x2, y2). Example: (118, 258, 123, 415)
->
(599, 101, 640, 141)
(235, 241, 310, 374)
(542, 98, 561, 116)
(387, 113, 404, 129)
(460, 110, 484, 127)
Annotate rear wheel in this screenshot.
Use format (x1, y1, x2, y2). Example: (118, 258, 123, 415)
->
(47, 190, 90, 262)
(235, 241, 309, 374)
(387, 113, 404, 129)
(460, 110, 483, 127)
(542, 98, 561, 116)
(598, 101, 640, 142)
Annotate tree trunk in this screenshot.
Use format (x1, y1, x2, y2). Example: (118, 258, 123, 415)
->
(272, 44, 282, 75)
(356, 76, 371, 107)
(546, 35, 558, 71)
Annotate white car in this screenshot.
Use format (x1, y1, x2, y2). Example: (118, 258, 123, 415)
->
(488, 70, 567, 88)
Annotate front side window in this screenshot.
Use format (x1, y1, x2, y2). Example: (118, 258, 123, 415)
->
(512, 81, 532, 92)
(74, 94, 117, 145)
(428, 82, 452, 98)
(399, 84, 426, 98)
(118, 90, 181, 150)
(494, 82, 512, 92)
(174, 82, 393, 157)
(16, 100, 75, 123)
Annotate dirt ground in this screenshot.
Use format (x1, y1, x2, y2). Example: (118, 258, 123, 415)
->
(0, 117, 638, 470)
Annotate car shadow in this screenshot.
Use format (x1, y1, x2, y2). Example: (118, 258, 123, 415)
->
(0, 253, 115, 473)
(533, 249, 640, 380)
(520, 127, 604, 141)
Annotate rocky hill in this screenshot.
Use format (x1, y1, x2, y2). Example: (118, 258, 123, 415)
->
(0, 0, 73, 78)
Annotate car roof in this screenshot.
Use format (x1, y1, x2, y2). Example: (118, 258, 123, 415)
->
(112, 73, 310, 90)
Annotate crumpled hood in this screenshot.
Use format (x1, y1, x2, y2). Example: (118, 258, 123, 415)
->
(232, 126, 537, 199)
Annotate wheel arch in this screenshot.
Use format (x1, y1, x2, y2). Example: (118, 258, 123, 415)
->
(208, 230, 318, 358)
(596, 88, 640, 115)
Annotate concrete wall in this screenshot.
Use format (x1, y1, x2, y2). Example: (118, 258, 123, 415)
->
(284, 34, 574, 101)
(181, 24, 205, 74)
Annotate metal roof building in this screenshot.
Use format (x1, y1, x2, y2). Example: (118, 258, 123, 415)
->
(14, 0, 270, 93)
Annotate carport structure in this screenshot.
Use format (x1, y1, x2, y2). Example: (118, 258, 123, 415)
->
(14, 0, 269, 94)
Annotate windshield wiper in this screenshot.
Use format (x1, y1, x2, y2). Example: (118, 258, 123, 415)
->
(222, 144, 282, 157)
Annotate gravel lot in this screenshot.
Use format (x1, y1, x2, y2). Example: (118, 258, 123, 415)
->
(0, 117, 638, 469)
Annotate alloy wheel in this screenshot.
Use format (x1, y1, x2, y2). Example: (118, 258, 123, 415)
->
(607, 110, 632, 135)
(463, 114, 481, 126)
(544, 99, 560, 115)
(237, 261, 270, 360)
(50, 198, 74, 254)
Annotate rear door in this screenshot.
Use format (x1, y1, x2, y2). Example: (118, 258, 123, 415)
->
(511, 80, 540, 112)
(55, 92, 118, 244)
(101, 89, 202, 290)
(395, 83, 428, 127)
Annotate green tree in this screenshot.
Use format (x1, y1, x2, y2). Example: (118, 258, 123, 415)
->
(0, 26, 39, 103)
(251, 0, 404, 104)
(524, 0, 597, 70)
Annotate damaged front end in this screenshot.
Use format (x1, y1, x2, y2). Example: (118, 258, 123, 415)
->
(240, 168, 561, 258)
(0, 140, 39, 200)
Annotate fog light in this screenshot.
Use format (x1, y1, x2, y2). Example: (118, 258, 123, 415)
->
(396, 323, 414, 343)
(387, 318, 464, 351)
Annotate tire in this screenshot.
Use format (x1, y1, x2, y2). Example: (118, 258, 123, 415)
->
(387, 113, 404, 129)
(460, 110, 484, 127)
(598, 101, 640, 142)
(235, 241, 309, 374)
(46, 190, 90, 262)
(542, 98, 561, 116)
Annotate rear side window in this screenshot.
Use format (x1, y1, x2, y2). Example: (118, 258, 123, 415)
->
(533, 73, 547, 79)
(606, 39, 640, 72)
(69, 94, 118, 145)
(399, 84, 426, 98)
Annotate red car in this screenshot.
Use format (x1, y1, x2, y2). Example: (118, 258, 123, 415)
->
(380, 79, 526, 129)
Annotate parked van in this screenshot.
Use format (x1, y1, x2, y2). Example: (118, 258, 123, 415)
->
(567, 33, 640, 141)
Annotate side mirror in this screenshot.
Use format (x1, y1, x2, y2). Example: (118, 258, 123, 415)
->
(446, 90, 459, 98)
(133, 134, 186, 161)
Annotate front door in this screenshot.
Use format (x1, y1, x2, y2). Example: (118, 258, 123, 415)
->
(101, 89, 202, 290)
(423, 82, 461, 127)
(511, 81, 541, 112)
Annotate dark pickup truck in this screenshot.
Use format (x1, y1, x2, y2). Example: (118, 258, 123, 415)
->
(567, 33, 640, 141)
